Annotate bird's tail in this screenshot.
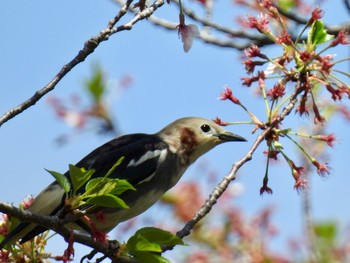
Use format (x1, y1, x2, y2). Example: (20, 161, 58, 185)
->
(0, 222, 35, 248)
(0, 182, 65, 248)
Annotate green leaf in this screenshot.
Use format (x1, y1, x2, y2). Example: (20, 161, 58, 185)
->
(127, 227, 185, 254)
(85, 65, 105, 102)
(109, 179, 135, 195)
(129, 234, 162, 253)
(86, 178, 135, 196)
(314, 222, 337, 242)
(85, 178, 117, 195)
(69, 164, 95, 192)
(278, 128, 292, 135)
(45, 169, 71, 193)
(307, 20, 334, 48)
(104, 156, 125, 178)
(85, 194, 129, 208)
(273, 141, 283, 150)
(133, 252, 171, 263)
(277, 0, 296, 11)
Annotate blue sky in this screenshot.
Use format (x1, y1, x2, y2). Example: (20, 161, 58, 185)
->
(1, 0, 350, 261)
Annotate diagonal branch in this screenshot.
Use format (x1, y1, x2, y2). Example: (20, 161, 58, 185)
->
(0, 0, 164, 127)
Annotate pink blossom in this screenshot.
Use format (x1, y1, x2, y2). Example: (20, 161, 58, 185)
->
(177, 14, 199, 52)
(299, 50, 315, 62)
(218, 86, 241, 104)
(21, 195, 34, 209)
(244, 44, 267, 58)
(267, 82, 286, 100)
(312, 159, 330, 176)
(317, 55, 334, 74)
(330, 31, 350, 47)
(259, 0, 273, 9)
(242, 59, 265, 74)
(318, 134, 336, 147)
(294, 178, 308, 192)
(308, 7, 324, 23)
(260, 175, 273, 195)
(276, 31, 293, 45)
(263, 149, 280, 161)
(312, 103, 326, 124)
(242, 14, 270, 33)
(213, 117, 229, 126)
(260, 185, 273, 195)
(325, 84, 343, 101)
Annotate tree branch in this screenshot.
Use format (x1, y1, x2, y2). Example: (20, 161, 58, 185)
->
(0, 203, 135, 262)
(344, 0, 350, 15)
(0, 0, 165, 127)
(113, 0, 350, 51)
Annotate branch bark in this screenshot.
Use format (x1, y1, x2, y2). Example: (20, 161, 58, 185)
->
(0, 0, 165, 127)
(0, 203, 135, 262)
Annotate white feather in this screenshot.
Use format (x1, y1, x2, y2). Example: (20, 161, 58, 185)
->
(29, 183, 65, 215)
(126, 149, 167, 168)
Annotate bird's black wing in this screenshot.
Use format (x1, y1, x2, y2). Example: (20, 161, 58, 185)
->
(73, 133, 168, 186)
(2, 133, 168, 246)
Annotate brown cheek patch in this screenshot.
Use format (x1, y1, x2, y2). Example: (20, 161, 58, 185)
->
(180, 128, 198, 159)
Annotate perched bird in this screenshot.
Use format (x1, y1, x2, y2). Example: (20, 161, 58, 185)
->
(0, 117, 246, 247)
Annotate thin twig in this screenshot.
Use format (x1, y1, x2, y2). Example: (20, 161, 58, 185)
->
(0, 0, 164, 127)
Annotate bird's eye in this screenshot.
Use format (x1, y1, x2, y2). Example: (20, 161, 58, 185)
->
(201, 124, 211, 133)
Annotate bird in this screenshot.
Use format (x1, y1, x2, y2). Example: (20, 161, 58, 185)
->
(0, 117, 246, 248)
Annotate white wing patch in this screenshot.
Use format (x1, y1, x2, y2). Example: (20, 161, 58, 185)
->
(127, 149, 168, 185)
(127, 149, 167, 168)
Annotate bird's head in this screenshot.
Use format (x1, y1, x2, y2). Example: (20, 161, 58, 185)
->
(158, 117, 246, 165)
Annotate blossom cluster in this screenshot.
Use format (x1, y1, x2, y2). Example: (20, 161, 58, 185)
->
(218, 4, 349, 193)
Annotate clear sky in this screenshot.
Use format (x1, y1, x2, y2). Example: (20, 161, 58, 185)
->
(0, 0, 349, 261)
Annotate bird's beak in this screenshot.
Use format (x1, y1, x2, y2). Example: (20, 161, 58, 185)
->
(215, 131, 247, 142)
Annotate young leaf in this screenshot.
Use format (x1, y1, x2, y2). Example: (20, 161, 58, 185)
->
(85, 178, 116, 196)
(133, 252, 171, 263)
(277, 0, 296, 11)
(85, 194, 129, 208)
(109, 179, 135, 195)
(86, 178, 135, 196)
(307, 20, 334, 48)
(314, 222, 337, 242)
(84, 157, 126, 195)
(127, 227, 185, 254)
(68, 164, 95, 192)
(85, 65, 105, 102)
(104, 156, 125, 178)
(278, 128, 292, 135)
(128, 234, 162, 253)
(45, 169, 71, 193)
